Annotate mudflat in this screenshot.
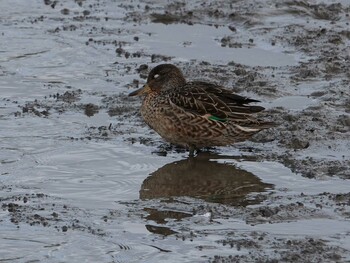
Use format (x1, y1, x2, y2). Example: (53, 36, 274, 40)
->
(0, 0, 349, 262)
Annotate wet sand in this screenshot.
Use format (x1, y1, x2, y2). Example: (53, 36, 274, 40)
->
(1, 0, 349, 262)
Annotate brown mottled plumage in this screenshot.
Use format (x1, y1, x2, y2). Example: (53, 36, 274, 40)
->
(129, 64, 274, 156)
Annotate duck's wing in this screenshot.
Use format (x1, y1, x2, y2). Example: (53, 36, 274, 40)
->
(167, 81, 264, 120)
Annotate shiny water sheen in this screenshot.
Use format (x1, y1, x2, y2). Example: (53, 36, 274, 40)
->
(137, 23, 298, 67)
(1, 0, 350, 262)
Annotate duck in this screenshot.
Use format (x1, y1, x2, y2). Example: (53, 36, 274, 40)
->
(129, 63, 273, 156)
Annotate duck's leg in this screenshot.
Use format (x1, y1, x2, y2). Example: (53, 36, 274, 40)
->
(189, 146, 195, 157)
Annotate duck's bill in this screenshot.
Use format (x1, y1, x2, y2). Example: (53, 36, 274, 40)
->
(128, 84, 151, 96)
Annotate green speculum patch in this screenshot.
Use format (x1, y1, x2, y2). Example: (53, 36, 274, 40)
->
(208, 115, 227, 122)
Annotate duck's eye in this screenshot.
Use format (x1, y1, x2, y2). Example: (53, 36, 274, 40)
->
(154, 74, 160, 79)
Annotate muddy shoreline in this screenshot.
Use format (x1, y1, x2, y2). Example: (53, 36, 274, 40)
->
(1, 0, 349, 262)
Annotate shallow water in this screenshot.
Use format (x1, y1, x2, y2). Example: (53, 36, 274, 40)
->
(1, 0, 350, 262)
(267, 96, 317, 110)
(1, 110, 350, 261)
(138, 23, 298, 67)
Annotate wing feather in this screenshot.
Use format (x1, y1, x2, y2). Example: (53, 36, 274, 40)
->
(166, 81, 264, 120)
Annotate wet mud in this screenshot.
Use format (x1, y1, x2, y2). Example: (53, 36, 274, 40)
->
(1, 0, 350, 262)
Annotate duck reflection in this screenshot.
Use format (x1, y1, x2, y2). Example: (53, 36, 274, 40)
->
(140, 153, 274, 206)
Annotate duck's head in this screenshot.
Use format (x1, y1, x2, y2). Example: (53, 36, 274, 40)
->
(129, 64, 186, 96)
